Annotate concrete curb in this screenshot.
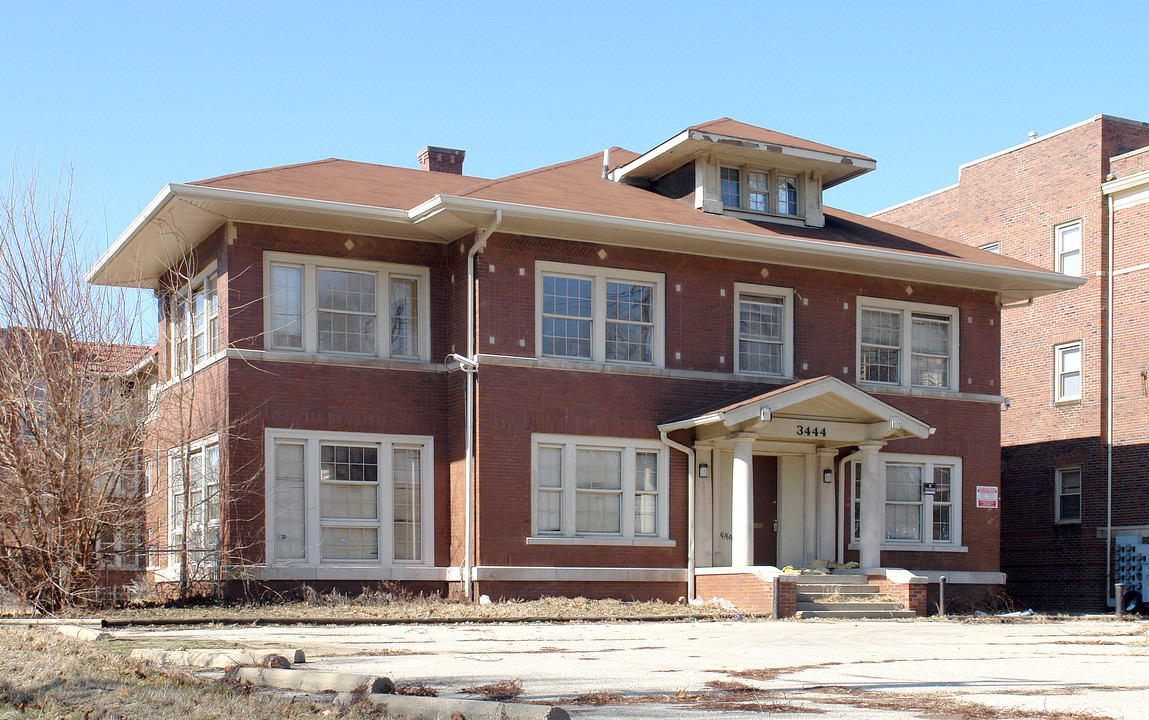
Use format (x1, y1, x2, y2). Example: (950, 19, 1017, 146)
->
(229, 667, 393, 694)
(57, 624, 111, 641)
(131, 648, 305, 668)
(339, 692, 571, 720)
(101, 613, 738, 628)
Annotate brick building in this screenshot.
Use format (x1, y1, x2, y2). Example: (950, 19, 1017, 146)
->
(874, 115, 1149, 611)
(86, 119, 1075, 611)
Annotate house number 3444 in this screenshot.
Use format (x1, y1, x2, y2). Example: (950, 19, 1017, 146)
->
(796, 425, 828, 437)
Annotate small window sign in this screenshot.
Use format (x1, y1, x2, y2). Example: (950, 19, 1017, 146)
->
(923, 482, 937, 495)
(977, 485, 999, 508)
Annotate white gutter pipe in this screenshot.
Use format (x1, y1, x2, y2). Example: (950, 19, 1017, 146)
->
(660, 431, 695, 601)
(1106, 194, 1115, 605)
(461, 210, 502, 601)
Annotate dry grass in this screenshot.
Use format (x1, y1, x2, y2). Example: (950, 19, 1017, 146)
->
(458, 679, 523, 701)
(47, 588, 740, 623)
(393, 681, 438, 697)
(0, 626, 382, 719)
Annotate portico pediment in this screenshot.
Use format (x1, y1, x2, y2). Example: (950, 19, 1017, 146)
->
(658, 376, 932, 447)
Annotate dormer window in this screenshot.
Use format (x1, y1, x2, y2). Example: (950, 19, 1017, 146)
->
(720, 166, 801, 218)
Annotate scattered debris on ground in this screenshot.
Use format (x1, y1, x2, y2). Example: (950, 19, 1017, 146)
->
(459, 678, 524, 701)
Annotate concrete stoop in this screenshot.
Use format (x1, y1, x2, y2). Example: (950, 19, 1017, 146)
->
(793, 574, 917, 619)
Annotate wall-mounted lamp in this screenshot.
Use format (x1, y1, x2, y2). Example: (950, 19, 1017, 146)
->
(822, 468, 833, 484)
(698, 463, 709, 479)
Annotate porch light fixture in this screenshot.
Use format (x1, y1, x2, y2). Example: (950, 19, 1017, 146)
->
(823, 468, 833, 484)
(698, 463, 709, 478)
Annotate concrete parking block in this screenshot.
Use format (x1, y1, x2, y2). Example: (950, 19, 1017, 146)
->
(130, 648, 303, 668)
(230, 666, 393, 694)
(57, 625, 110, 642)
(338, 692, 570, 720)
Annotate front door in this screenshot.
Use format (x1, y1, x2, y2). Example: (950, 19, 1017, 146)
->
(753, 455, 778, 566)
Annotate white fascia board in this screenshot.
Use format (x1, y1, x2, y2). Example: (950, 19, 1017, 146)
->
(656, 412, 726, 433)
(610, 130, 692, 182)
(85, 184, 178, 283)
(686, 129, 877, 171)
(86, 183, 415, 285)
(1103, 168, 1149, 196)
(428, 195, 1082, 298)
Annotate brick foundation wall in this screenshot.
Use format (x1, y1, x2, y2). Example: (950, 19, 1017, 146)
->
(871, 575, 927, 616)
(472, 580, 684, 604)
(695, 573, 796, 617)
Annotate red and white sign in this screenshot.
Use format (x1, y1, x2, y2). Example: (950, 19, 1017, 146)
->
(976, 485, 999, 509)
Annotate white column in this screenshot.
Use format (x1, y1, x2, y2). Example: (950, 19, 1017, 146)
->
(695, 448, 714, 568)
(816, 448, 837, 561)
(858, 440, 886, 569)
(731, 434, 755, 567)
(803, 452, 818, 566)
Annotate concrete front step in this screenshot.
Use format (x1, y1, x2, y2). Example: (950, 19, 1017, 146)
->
(791, 573, 870, 585)
(794, 609, 919, 619)
(795, 584, 880, 596)
(797, 601, 906, 612)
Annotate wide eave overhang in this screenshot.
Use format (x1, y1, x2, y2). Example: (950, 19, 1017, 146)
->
(87, 185, 1082, 303)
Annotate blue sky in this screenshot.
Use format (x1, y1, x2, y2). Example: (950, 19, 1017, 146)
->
(3, 1, 1147, 268)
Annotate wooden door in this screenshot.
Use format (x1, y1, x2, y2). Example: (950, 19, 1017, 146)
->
(753, 455, 778, 566)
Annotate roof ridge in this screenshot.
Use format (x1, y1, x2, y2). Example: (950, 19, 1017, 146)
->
(192, 158, 344, 186)
(459, 149, 629, 197)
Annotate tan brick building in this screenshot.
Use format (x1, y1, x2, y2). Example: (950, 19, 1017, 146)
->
(87, 119, 1074, 612)
(875, 115, 1149, 611)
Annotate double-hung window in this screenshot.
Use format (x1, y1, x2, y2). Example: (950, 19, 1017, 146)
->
(531, 435, 669, 542)
(1055, 342, 1082, 402)
(849, 453, 961, 548)
(1055, 466, 1081, 524)
(265, 429, 433, 566)
(263, 252, 429, 362)
(169, 438, 221, 562)
(719, 166, 801, 218)
(537, 262, 664, 366)
(857, 297, 958, 390)
(170, 265, 219, 376)
(1055, 221, 1082, 276)
(734, 284, 794, 377)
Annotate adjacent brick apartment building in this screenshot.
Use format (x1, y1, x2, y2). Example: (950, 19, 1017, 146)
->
(86, 119, 1075, 610)
(875, 115, 1149, 611)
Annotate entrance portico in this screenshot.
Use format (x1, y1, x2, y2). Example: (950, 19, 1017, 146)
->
(660, 376, 932, 571)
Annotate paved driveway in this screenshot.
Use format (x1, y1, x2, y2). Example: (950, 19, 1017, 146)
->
(117, 618, 1149, 719)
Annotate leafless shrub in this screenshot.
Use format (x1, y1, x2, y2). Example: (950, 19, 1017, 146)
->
(458, 679, 523, 701)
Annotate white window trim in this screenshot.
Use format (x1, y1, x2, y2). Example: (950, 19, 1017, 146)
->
(847, 451, 965, 552)
(169, 261, 222, 379)
(535, 261, 665, 367)
(167, 434, 221, 567)
(530, 434, 670, 544)
(734, 283, 794, 378)
(263, 428, 434, 567)
(718, 165, 803, 219)
(980, 241, 1001, 254)
(856, 296, 960, 391)
(1054, 220, 1083, 276)
(262, 251, 431, 363)
(1055, 466, 1082, 525)
(1054, 341, 1082, 403)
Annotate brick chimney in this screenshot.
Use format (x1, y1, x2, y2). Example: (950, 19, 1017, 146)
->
(418, 146, 466, 174)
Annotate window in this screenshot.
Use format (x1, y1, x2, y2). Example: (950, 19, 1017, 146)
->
(170, 265, 219, 375)
(169, 438, 220, 562)
(850, 453, 962, 548)
(1055, 221, 1082, 276)
(719, 166, 801, 218)
(537, 262, 664, 366)
(531, 435, 668, 541)
(1055, 467, 1081, 524)
(734, 283, 794, 377)
(1055, 342, 1082, 402)
(980, 241, 1001, 254)
(265, 429, 433, 565)
(857, 297, 958, 390)
(263, 252, 430, 362)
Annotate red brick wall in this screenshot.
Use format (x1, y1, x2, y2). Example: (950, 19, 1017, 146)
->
(871, 575, 926, 616)
(695, 573, 795, 616)
(875, 116, 1149, 611)
(474, 580, 684, 604)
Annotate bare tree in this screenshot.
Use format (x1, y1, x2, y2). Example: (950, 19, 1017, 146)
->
(0, 164, 150, 613)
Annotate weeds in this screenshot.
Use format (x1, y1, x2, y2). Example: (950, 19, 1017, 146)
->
(458, 679, 523, 701)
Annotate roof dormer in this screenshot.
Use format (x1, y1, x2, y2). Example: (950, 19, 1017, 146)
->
(611, 118, 875, 228)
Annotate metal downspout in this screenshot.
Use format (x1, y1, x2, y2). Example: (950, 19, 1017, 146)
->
(660, 431, 695, 601)
(463, 210, 502, 600)
(1107, 194, 1115, 604)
